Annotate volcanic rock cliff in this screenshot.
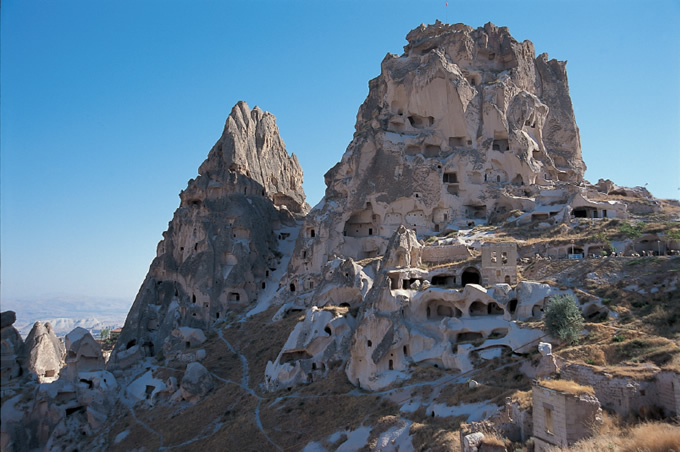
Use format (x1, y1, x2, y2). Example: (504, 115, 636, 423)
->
(109, 101, 307, 368)
(287, 22, 586, 285)
(3, 21, 678, 452)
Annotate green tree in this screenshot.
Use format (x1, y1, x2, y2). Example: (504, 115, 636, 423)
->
(543, 294, 584, 343)
(100, 327, 111, 341)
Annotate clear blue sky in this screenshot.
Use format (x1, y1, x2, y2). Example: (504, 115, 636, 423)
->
(2, 0, 679, 303)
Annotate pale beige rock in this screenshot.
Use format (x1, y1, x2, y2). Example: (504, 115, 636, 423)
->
(110, 101, 307, 368)
(23, 321, 65, 383)
(1, 311, 24, 381)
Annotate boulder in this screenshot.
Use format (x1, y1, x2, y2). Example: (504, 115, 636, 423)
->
(180, 362, 214, 402)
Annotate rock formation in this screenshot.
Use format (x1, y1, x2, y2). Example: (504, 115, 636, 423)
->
(109, 101, 308, 368)
(266, 22, 611, 391)
(1, 311, 24, 380)
(285, 21, 594, 289)
(22, 321, 65, 383)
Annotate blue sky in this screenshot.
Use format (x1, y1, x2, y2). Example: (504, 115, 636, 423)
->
(2, 0, 679, 303)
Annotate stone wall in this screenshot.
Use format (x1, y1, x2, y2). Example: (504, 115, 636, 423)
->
(532, 382, 601, 451)
(481, 243, 518, 285)
(560, 363, 679, 417)
(421, 244, 471, 264)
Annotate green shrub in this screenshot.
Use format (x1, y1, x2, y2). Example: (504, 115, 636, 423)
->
(618, 222, 645, 239)
(543, 294, 584, 343)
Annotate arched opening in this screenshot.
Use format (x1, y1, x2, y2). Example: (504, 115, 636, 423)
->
(126, 339, 137, 350)
(489, 328, 508, 339)
(192, 294, 196, 303)
(426, 306, 431, 318)
(436, 305, 454, 317)
(367, 340, 372, 347)
(487, 302, 504, 315)
(143, 341, 154, 357)
(290, 283, 296, 292)
(508, 299, 518, 315)
(388, 359, 394, 370)
(324, 326, 331, 336)
(403, 345, 409, 357)
(469, 301, 486, 316)
(461, 267, 481, 286)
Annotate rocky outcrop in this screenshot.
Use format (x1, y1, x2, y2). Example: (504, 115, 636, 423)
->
(286, 22, 587, 289)
(63, 327, 105, 381)
(1, 311, 24, 381)
(22, 321, 65, 383)
(109, 101, 307, 368)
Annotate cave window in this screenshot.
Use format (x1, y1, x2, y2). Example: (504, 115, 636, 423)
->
(403, 345, 409, 356)
(194, 243, 198, 251)
(303, 251, 307, 259)
(508, 299, 518, 314)
(127, 339, 136, 350)
(368, 228, 373, 235)
(45, 369, 56, 378)
(389, 359, 394, 370)
(192, 294, 196, 303)
(312, 363, 317, 370)
(505, 275, 511, 284)
(461, 267, 481, 286)
(502, 252, 508, 264)
(290, 283, 296, 292)
(262, 282, 266, 289)
(216, 312, 220, 319)
(310, 229, 316, 238)
(324, 326, 331, 336)
(426, 306, 431, 318)
(497, 175, 501, 182)
(186, 341, 191, 349)
(367, 340, 372, 347)
(443, 172, 458, 183)
(266, 270, 270, 277)
(229, 292, 240, 302)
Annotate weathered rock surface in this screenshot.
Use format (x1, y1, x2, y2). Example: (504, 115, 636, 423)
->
(64, 327, 105, 381)
(22, 321, 65, 382)
(1, 311, 24, 381)
(109, 101, 308, 368)
(179, 362, 214, 402)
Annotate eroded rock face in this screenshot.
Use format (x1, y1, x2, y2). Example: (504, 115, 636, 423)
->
(287, 22, 586, 285)
(110, 101, 307, 368)
(1, 311, 24, 381)
(23, 321, 65, 383)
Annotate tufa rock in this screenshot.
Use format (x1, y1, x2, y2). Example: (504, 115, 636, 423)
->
(180, 362, 214, 402)
(1, 311, 24, 380)
(22, 321, 65, 382)
(110, 101, 307, 368)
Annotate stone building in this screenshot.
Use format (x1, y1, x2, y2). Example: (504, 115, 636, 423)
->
(561, 363, 680, 417)
(481, 243, 517, 286)
(532, 380, 602, 451)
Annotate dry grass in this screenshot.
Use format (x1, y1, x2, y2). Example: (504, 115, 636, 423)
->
(409, 416, 464, 452)
(508, 389, 533, 411)
(537, 379, 595, 396)
(620, 422, 680, 452)
(556, 421, 680, 452)
(320, 304, 350, 316)
(480, 432, 510, 447)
